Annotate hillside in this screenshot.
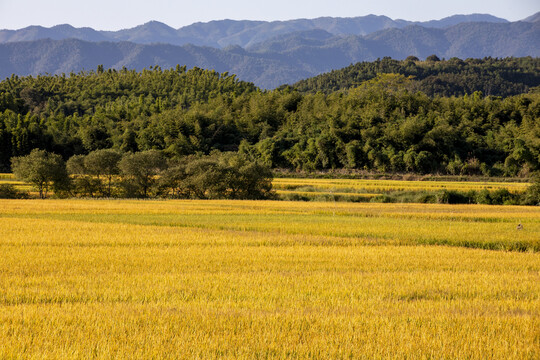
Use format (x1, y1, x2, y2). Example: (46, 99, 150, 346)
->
(0, 64, 539, 177)
(523, 11, 540, 23)
(291, 57, 540, 97)
(0, 19, 539, 89)
(0, 38, 314, 89)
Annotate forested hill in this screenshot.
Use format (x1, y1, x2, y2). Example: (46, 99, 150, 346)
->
(291, 57, 540, 97)
(0, 67, 258, 169)
(0, 64, 539, 178)
(0, 18, 538, 89)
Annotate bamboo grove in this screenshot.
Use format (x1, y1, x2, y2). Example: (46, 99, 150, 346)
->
(0, 58, 539, 177)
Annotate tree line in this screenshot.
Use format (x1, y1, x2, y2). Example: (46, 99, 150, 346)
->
(0, 60, 539, 178)
(9, 149, 274, 199)
(6, 148, 540, 205)
(291, 56, 540, 97)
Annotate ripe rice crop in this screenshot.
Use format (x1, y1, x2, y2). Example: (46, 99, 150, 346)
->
(273, 178, 529, 194)
(2, 200, 536, 251)
(0, 199, 539, 359)
(0, 173, 30, 191)
(5, 173, 529, 201)
(276, 189, 379, 197)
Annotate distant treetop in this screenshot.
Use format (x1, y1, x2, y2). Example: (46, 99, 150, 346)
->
(291, 56, 540, 97)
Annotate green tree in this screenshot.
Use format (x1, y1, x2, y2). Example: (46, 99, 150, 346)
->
(119, 150, 166, 198)
(182, 156, 229, 199)
(426, 54, 441, 62)
(158, 153, 274, 200)
(521, 175, 540, 205)
(157, 159, 190, 198)
(80, 124, 112, 152)
(66, 154, 101, 197)
(219, 153, 274, 200)
(84, 149, 122, 197)
(11, 149, 69, 198)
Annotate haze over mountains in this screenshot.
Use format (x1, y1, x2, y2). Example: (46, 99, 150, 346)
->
(0, 12, 539, 88)
(0, 14, 511, 48)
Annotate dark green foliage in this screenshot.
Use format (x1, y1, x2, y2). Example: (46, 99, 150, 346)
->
(475, 190, 493, 204)
(0, 61, 539, 179)
(157, 160, 192, 198)
(521, 175, 540, 205)
(180, 157, 230, 199)
(371, 191, 450, 204)
(0, 184, 28, 199)
(66, 154, 101, 197)
(67, 149, 122, 197)
(11, 149, 69, 198)
(84, 149, 122, 197)
(64, 151, 274, 200)
(365, 188, 525, 205)
(436, 190, 472, 204)
(158, 153, 274, 200)
(0, 66, 257, 171)
(293, 57, 540, 97)
(489, 189, 516, 205)
(219, 153, 274, 200)
(118, 150, 167, 198)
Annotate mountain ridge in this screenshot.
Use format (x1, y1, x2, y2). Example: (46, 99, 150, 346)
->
(0, 15, 538, 89)
(522, 11, 540, 22)
(0, 13, 511, 48)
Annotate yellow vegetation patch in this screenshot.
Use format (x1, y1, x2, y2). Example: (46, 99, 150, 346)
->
(0, 200, 539, 358)
(273, 178, 530, 193)
(1, 200, 538, 250)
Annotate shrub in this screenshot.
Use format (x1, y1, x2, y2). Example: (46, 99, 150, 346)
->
(476, 189, 492, 204)
(370, 194, 396, 203)
(520, 176, 540, 205)
(490, 189, 514, 205)
(436, 190, 470, 204)
(0, 184, 29, 199)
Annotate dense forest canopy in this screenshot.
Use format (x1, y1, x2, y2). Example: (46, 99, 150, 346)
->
(291, 56, 540, 97)
(0, 58, 539, 178)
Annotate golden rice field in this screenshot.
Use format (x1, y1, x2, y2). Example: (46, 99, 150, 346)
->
(273, 177, 529, 195)
(0, 199, 539, 359)
(0, 173, 32, 191)
(0, 173, 24, 186)
(3, 172, 531, 201)
(274, 189, 379, 201)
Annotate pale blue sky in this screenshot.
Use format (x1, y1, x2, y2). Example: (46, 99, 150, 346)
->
(0, 0, 538, 30)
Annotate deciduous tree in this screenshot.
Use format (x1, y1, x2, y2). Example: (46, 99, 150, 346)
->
(11, 149, 69, 198)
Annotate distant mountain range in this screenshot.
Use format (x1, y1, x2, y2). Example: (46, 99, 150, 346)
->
(0, 14, 512, 48)
(0, 12, 538, 88)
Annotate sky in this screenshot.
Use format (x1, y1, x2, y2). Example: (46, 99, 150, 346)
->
(0, 0, 538, 30)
